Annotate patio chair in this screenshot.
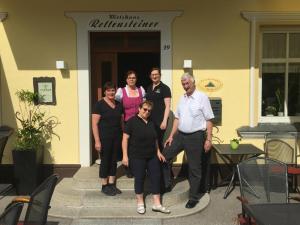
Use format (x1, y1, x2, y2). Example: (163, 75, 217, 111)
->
(237, 157, 288, 225)
(264, 132, 300, 193)
(0, 126, 14, 164)
(0, 126, 14, 195)
(0, 135, 9, 164)
(11, 174, 59, 225)
(0, 202, 23, 225)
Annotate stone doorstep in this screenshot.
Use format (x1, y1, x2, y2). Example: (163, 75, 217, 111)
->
(48, 193, 210, 219)
(51, 178, 189, 208)
(72, 165, 134, 190)
(68, 218, 163, 225)
(48, 165, 210, 220)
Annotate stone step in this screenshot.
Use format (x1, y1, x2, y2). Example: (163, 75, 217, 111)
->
(50, 177, 189, 209)
(48, 165, 210, 220)
(72, 164, 134, 190)
(49, 193, 210, 220)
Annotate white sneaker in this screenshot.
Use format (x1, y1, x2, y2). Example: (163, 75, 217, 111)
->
(152, 205, 171, 214)
(137, 204, 145, 214)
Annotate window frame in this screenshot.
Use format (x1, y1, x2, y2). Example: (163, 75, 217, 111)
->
(259, 27, 300, 123)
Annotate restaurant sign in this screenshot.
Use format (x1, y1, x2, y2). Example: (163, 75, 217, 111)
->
(198, 79, 223, 92)
(89, 14, 159, 29)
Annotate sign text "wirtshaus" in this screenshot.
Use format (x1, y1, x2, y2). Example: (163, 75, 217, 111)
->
(89, 14, 159, 29)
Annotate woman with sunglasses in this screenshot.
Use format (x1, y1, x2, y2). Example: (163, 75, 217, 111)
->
(122, 100, 171, 214)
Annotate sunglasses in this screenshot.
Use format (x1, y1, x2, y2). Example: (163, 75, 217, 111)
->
(142, 107, 152, 113)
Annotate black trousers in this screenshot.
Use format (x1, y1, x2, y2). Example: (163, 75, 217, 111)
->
(154, 125, 166, 152)
(162, 130, 205, 201)
(99, 134, 121, 178)
(130, 156, 161, 194)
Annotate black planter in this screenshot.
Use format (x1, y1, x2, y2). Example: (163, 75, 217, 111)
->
(12, 149, 42, 195)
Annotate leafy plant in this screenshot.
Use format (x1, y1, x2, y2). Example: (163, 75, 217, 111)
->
(265, 106, 277, 116)
(15, 90, 59, 151)
(275, 88, 284, 112)
(211, 126, 223, 144)
(230, 137, 241, 144)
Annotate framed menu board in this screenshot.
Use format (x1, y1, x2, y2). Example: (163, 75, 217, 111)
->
(33, 77, 56, 105)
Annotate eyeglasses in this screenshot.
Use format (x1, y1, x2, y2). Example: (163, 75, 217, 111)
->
(142, 107, 152, 113)
(127, 77, 136, 80)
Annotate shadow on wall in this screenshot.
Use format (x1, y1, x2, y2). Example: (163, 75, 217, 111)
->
(0, 59, 55, 164)
(2, 12, 76, 71)
(1, 6, 249, 71)
(0, 57, 16, 164)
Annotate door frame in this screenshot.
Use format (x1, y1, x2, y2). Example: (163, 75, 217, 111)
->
(66, 11, 182, 166)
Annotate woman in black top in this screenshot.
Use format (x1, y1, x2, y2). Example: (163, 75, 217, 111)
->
(92, 82, 123, 196)
(146, 68, 172, 192)
(146, 68, 171, 155)
(122, 100, 170, 214)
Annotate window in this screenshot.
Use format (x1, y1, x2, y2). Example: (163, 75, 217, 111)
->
(260, 30, 300, 120)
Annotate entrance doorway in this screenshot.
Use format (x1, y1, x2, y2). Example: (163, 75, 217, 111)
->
(90, 32, 160, 163)
(118, 52, 160, 89)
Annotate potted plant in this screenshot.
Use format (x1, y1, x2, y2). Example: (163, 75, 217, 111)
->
(230, 137, 241, 150)
(275, 88, 284, 116)
(13, 90, 59, 194)
(265, 105, 277, 116)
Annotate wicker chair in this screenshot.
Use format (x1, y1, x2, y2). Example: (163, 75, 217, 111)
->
(237, 157, 288, 225)
(0, 202, 23, 225)
(264, 132, 300, 193)
(12, 174, 59, 225)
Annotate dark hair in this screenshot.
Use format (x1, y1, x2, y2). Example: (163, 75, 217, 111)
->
(139, 100, 154, 109)
(125, 70, 138, 79)
(103, 81, 116, 92)
(150, 67, 161, 75)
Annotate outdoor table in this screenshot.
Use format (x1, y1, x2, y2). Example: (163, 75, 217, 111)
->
(244, 203, 300, 225)
(213, 144, 265, 199)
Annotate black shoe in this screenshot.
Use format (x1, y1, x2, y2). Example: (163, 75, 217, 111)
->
(101, 185, 116, 196)
(109, 184, 122, 194)
(185, 200, 198, 209)
(124, 166, 134, 178)
(126, 170, 133, 178)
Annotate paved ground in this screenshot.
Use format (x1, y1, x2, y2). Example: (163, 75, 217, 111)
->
(49, 187, 241, 225)
(0, 186, 241, 225)
(163, 187, 241, 225)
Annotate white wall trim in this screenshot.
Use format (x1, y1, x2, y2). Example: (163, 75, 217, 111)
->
(241, 11, 300, 127)
(0, 12, 8, 22)
(66, 11, 182, 167)
(249, 19, 256, 128)
(242, 11, 300, 22)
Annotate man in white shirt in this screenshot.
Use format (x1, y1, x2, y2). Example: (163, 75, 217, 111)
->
(163, 73, 214, 209)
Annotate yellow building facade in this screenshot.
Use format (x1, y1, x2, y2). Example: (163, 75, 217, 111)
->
(0, 1, 300, 168)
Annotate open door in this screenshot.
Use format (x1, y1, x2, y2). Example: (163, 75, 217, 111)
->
(90, 32, 160, 164)
(91, 53, 118, 104)
(90, 53, 118, 162)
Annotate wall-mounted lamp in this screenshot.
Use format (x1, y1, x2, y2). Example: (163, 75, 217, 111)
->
(183, 59, 192, 69)
(56, 60, 67, 70)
